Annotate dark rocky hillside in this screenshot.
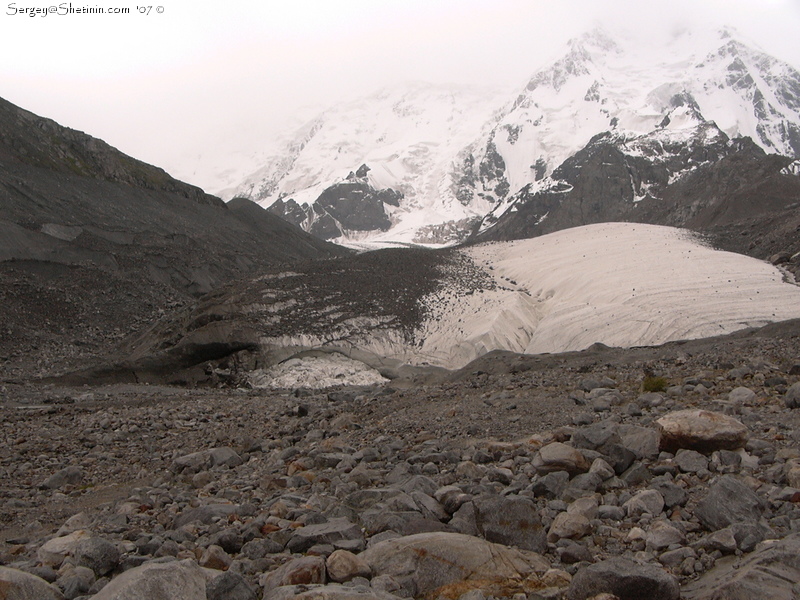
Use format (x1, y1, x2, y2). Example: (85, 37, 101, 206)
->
(472, 130, 800, 276)
(0, 97, 349, 380)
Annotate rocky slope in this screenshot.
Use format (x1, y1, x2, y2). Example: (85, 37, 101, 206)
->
(0, 96, 349, 381)
(4, 320, 800, 599)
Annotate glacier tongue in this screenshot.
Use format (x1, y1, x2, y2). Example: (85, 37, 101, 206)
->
(408, 223, 800, 368)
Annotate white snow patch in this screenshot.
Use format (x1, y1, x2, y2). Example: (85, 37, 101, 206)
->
(410, 223, 800, 368)
(249, 353, 389, 389)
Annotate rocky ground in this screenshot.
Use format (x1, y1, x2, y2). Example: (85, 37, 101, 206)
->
(3, 320, 800, 599)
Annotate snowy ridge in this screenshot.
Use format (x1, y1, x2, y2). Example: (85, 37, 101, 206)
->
(222, 83, 506, 245)
(225, 27, 800, 246)
(464, 27, 800, 211)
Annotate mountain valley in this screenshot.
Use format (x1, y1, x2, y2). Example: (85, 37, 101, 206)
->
(3, 25, 800, 600)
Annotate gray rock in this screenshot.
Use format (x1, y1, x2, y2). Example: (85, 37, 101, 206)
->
(241, 538, 284, 559)
(567, 557, 680, 600)
(57, 566, 96, 599)
(730, 522, 770, 552)
(263, 584, 402, 600)
(531, 471, 570, 499)
(449, 501, 479, 536)
(562, 472, 603, 502)
(473, 494, 547, 553)
(571, 420, 620, 452)
(785, 382, 800, 409)
(623, 489, 665, 518)
(620, 463, 651, 487)
(645, 520, 685, 551)
(547, 511, 591, 543)
(729, 386, 756, 405)
(206, 571, 258, 600)
(0, 566, 65, 600)
(361, 532, 549, 598)
(90, 559, 206, 600)
(695, 475, 766, 531)
(682, 533, 800, 600)
(208, 528, 244, 554)
(286, 518, 363, 554)
(73, 537, 120, 577)
(208, 446, 244, 468)
(41, 466, 83, 490)
(618, 425, 660, 460)
(649, 478, 688, 508)
(674, 449, 709, 474)
(172, 503, 240, 528)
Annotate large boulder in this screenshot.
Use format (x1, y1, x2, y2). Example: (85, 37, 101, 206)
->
(683, 534, 800, 599)
(260, 556, 326, 591)
(567, 557, 680, 600)
(89, 559, 206, 600)
(37, 530, 92, 567)
(472, 494, 547, 553)
(286, 518, 364, 553)
(656, 410, 748, 453)
(533, 442, 589, 475)
(361, 532, 549, 598)
(0, 566, 64, 600)
(263, 584, 403, 600)
(694, 475, 766, 531)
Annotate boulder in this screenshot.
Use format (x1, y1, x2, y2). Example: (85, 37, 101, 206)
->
(286, 517, 365, 553)
(548, 511, 591, 542)
(567, 557, 680, 600)
(263, 584, 403, 600)
(656, 410, 748, 453)
(785, 382, 800, 409)
(694, 475, 765, 531)
(326, 549, 372, 583)
(206, 571, 258, 600)
(683, 534, 800, 600)
(0, 566, 64, 600)
(90, 559, 206, 600)
(533, 442, 590, 475)
(623, 489, 665, 518)
(41, 466, 83, 490)
(361, 532, 549, 598)
(472, 494, 547, 553)
(37, 530, 91, 567)
(72, 536, 120, 576)
(260, 556, 326, 591)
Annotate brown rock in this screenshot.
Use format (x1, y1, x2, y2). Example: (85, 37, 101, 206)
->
(326, 549, 372, 583)
(260, 556, 326, 591)
(656, 410, 748, 453)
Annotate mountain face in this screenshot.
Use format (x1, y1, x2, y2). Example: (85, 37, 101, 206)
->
(471, 29, 800, 245)
(222, 83, 506, 245)
(225, 28, 800, 247)
(0, 96, 348, 379)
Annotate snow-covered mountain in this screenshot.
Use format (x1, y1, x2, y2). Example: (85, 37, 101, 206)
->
(221, 83, 506, 245)
(225, 28, 800, 246)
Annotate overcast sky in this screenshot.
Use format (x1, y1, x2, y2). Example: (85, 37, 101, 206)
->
(2, 0, 800, 191)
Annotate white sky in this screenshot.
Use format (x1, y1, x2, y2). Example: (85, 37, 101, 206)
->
(2, 0, 799, 191)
